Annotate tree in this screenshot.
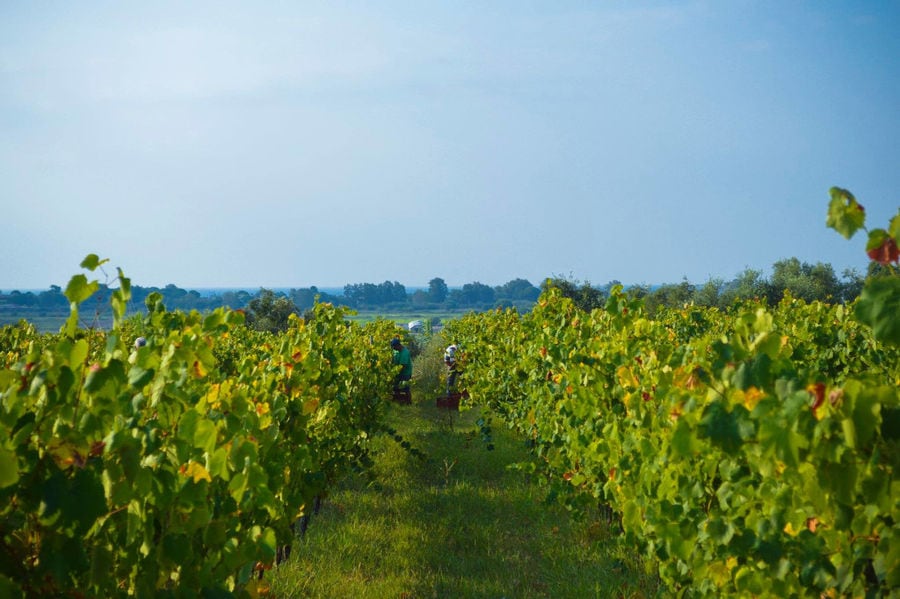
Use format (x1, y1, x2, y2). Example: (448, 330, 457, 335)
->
(37, 286, 67, 309)
(770, 258, 839, 303)
(839, 268, 865, 303)
(461, 282, 495, 306)
(7, 290, 37, 306)
(692, 278, 724, 308)
(245, 289, 298, 333)
(719, 268, 770, 306)
(290, 286, 320, 311)
(341, 281, 408, 308)
(625, 284, 651, 301)
(162, 284, 187, 304)
(427, 277, 448, 303)
(221, 290, 252, 309)
(645, 278, 695, 314)
(495, 278, 540, 302)
(380, 280, 407, 304)
(410, 289, 429, 306)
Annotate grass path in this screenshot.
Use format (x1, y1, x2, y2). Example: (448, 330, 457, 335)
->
(268, 401, 660, 598)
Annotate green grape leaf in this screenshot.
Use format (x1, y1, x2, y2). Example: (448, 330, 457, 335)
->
(207, 447, 230, 480)
(70, 339, 89, 367)
(699, 402, 745, 454)
(111, 268, 131, 328)
(854, 277, 900, 346)
(194, 419, 218, 454)
(826, 187, 865, 239)
(258, 527, 277, 563)
(879, 535, 900, 587)
(162, 533, 191, 564)
(62, 310, 79, 338)
(735, 567, 765, 594)
(66, 470, 107, 534)
(850, 385, 890, 449)
(203, 311, 225, 331)
(127, 366, 154, 389)
(889, 209, 900, 241)
(64, 274, 98, 305)
(706, 516, 735, 545)
(671, 419, 700, 457)
(0, 448, 19, 487)
(79, 254, 107, 270)
(178, 410, 200, 443)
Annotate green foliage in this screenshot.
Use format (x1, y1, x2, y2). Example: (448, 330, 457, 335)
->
(495, 278, 541, 302)
(245, 289, 299, 333)
(827, 187, 900, 346)
(446, 284, 899, 597)
(449, 281, 496, 308)
(427, 277, 448, 303)
(770, 258, 841, 303)
(855, 277, 900, 346)
(0, 258, 401, 597)
(541, 276, 607, 311)
(826, 187, 866, 239)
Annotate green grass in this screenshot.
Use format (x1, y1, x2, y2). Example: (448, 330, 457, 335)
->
(267, 401, 661, 598)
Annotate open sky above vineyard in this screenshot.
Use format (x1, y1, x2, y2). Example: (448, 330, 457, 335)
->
(2, 2, 898, 290)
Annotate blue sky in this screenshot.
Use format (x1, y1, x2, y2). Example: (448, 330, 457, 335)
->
(2, 1, 898, 290)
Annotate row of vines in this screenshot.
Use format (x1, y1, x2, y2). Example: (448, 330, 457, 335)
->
(0, 257, 400, 597)
(447, 192, 899, 597)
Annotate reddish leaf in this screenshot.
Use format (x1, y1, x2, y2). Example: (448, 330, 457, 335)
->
(807, 383, 825, 414)
(867, 236, 899, 265)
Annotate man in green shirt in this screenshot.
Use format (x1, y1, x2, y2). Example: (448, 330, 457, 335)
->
(390, 337, 412, 403)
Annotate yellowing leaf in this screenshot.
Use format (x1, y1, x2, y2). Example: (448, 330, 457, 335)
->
(202, 383, 222, 409)
(182, 461, 212, 483)
(742, 387, 766, 411)
(192, 360, 207, 378)
(303, 398, 320, 415)
(617, 365, 638, 389)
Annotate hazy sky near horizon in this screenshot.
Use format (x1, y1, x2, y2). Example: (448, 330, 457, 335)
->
(2, 1, 898, 290)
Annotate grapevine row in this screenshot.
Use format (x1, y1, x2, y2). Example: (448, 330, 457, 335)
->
(0, 257, 400, 597)
(447, 289, 899, 597)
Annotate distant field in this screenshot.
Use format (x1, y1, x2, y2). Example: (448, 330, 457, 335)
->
(0, 312, 111, 333)
(345, 309, 475, 326)
(0, 308, 476, 334)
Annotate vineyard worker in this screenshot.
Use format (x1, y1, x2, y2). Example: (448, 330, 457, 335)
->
(444, 343, 459, 396)
(390, 337, 413, 392)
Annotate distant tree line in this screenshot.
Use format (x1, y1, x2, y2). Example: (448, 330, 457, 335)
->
(0, 284, 254, 313)
(545, 258, 867, 315)
(0, 258, 869, 333)
(286, 277, 541, 312)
